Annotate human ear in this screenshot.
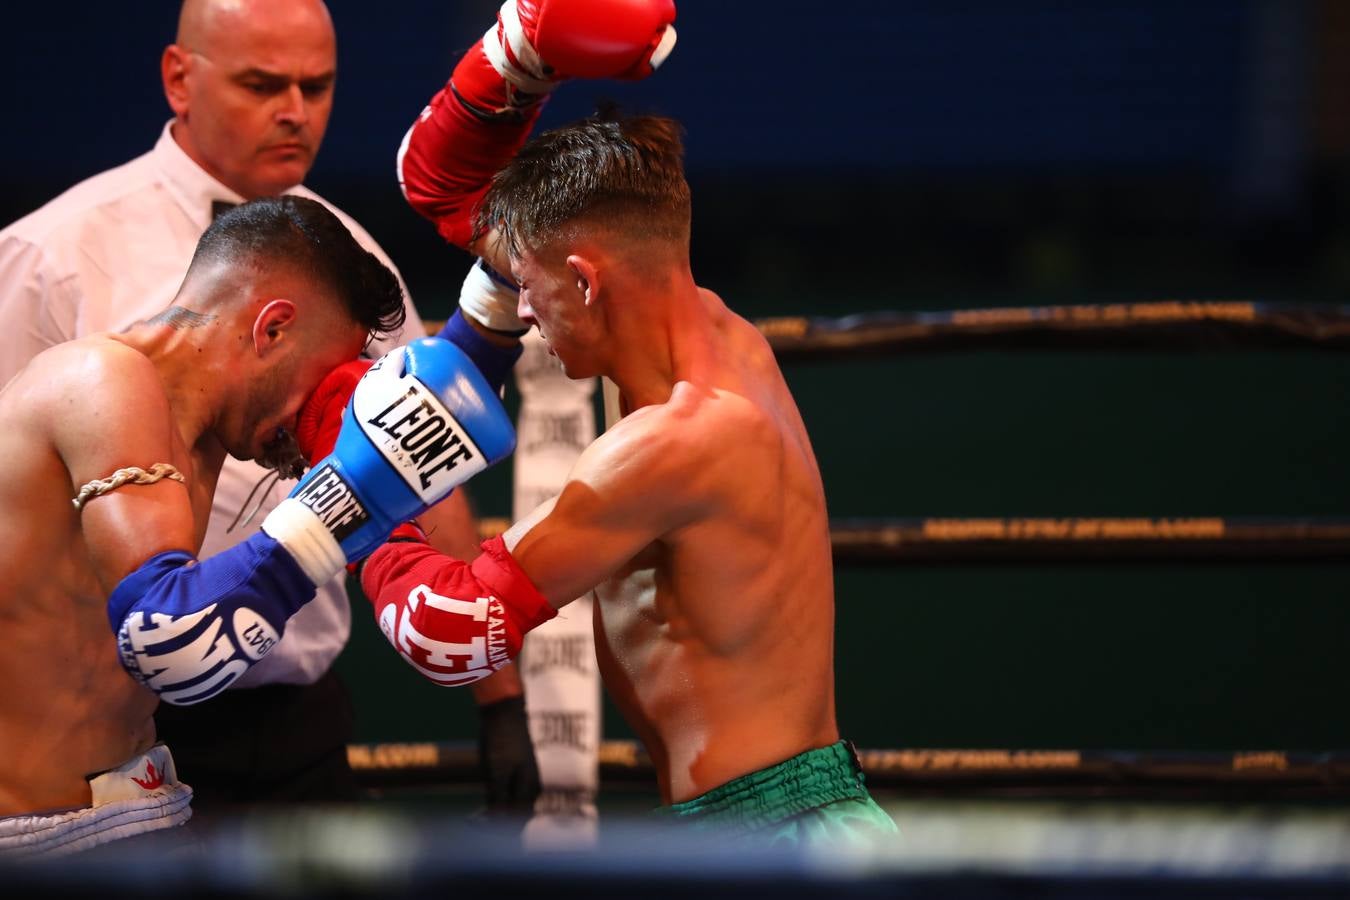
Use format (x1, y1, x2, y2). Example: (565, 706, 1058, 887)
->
(566, 255, 601, 306)
(162, 45, 191, 118)
(251, 300, 298, 356)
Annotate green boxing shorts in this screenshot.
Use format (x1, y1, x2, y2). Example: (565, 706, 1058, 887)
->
(654, 741, 898, 847)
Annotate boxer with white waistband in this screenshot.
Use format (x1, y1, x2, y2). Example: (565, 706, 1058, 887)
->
(0, 197, 409, 844)
(0, 746, 192, 859)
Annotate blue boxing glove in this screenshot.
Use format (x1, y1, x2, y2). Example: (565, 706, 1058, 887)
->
(260, 337, 516, 585)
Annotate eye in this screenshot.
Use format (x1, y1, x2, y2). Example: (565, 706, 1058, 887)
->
(300, 79, 333, 99)
(241, 79, 284, 96)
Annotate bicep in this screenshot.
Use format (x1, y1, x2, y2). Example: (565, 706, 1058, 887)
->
(54, 361, 198, 593)
(80, 479, 197, 595)
(502, 432, 702, 608)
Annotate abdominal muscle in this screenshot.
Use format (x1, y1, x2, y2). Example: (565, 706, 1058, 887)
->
(0, 550, 157, 818)
(593, 540, 838, 805)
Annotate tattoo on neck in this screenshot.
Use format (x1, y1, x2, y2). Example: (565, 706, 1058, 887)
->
(147, 306, 217, 329)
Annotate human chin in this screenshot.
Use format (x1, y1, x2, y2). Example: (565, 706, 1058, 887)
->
(553, 350, 593, 380)
(257, 426, 305, 479)
(249, 157, 311, 196)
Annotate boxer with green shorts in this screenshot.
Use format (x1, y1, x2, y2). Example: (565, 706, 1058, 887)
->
(384, 0, 896, 843)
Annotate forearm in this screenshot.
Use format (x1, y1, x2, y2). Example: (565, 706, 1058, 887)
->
(398, 0, 676, 252)
(471, 664, 525, 704)
(397, 41, 545, 250)
(107, 532, 317, 706)
(435, 307, 523, 391)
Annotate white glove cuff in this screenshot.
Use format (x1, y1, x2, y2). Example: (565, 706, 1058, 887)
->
(650, 25, 678, 71)
(460, 258, 526, 333)
(484, 4, 556, 95)
(261, 497, 346, 586)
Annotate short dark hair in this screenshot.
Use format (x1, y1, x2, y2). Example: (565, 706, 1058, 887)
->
(190, 196, 406, 338)
(476, 111, 692, 258)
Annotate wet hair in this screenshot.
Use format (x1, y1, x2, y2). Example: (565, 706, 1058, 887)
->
(475, 110, 692, 258)
(188, 195, 405, 338)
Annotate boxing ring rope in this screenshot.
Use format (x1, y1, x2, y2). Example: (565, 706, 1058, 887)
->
(473, 516, 1350, 563)
(754, 301, 1350, 358)
(829, 517, 1350, 563)
(348, 739, 1350, 799)
(425, 300, 1350, 358)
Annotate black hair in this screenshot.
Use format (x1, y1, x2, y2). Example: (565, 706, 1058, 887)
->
(189, 195, 405, 338)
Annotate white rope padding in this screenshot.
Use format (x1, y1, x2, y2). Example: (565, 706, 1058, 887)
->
(72, 463, 185, 512)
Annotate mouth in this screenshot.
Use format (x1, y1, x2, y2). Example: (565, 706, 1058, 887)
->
(265, 143, 309, 158)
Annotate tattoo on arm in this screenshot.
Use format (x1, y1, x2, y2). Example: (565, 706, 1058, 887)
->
(146, 306, 217, 329)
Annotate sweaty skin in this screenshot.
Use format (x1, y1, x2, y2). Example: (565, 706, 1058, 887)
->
(0, 340, 210, 816)
(0, 301, 363, 816)
(503, 284, 838, 804)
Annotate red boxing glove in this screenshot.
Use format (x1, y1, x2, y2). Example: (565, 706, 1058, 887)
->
(398, 0, 677, 249)
(520, 0, 677, 81)
(360, 534, 557, 686)
(295, 358, 373, 464)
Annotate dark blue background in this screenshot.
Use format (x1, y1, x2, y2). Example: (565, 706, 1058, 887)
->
(5, 2, 1258, 177)
(1, 1, 1329, 312)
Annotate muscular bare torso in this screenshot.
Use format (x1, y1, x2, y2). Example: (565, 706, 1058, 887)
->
(0, 339, 217, 816)
(592, 295, 838, 804)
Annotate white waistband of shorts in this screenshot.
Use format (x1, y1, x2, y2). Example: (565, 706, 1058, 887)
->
(0, 744, 193, 859)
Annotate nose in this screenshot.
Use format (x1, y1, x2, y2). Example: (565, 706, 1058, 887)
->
(517, 294, 534, 326)
(275, 84, 309, 128)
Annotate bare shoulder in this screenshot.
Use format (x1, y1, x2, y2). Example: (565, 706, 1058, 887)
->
(31, 336, 159, 391)
(580, 385, 767, 498)
(30, 338, 176, 470)
(25, 338, 165, 422)
(609, 382, 748, 447)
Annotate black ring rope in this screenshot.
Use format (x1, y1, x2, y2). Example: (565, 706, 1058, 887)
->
(757, 301, 1350, 360)
(348, 740, 1350, 797)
